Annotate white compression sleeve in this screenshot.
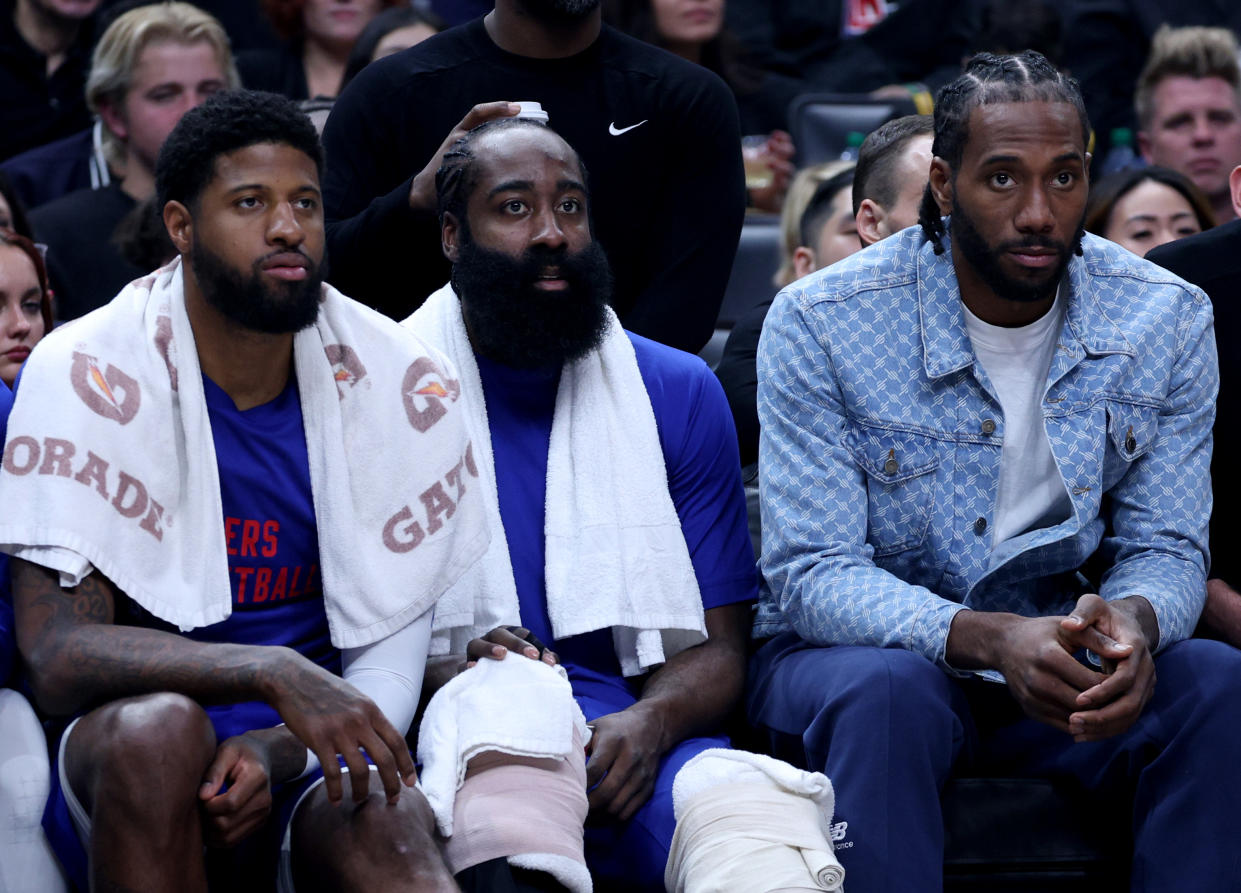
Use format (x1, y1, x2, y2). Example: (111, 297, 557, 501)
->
(294, 606, 433, 779)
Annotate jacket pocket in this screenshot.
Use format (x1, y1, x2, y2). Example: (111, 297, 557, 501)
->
(849, 425, 941, 557)
(1103, 401, 1160, 486)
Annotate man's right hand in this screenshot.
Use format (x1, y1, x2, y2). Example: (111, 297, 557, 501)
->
(408, 101, 522, 212)
(947, 606, 1134, 734)
(464, 625, 559, 668)
(264, 650, 416, 806)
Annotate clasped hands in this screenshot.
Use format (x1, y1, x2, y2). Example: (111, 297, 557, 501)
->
(997, 593, 1156, 743)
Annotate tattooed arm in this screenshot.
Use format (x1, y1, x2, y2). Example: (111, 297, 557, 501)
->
(12, 558, 416, 804)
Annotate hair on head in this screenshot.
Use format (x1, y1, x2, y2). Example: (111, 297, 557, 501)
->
(156, 90, 323, 212)
(0, 228, 54, 334)
(434, 117, 586, 226)
(919, 50, 1089, 254)
(852, 114, 933, 216)
(1135, 26, 1241, 128)
(774, 161, 853, 287)
(1084, 164, 1216, 237)
(799, 167, 856, 250)
(87, 2, 240, 172)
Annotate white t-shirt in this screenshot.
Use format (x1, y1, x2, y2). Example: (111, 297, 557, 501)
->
(963, 289, 1072, 547)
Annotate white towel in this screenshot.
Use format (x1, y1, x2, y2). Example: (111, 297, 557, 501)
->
(404, 283, 706, 676)
(416, 655, 589, 837)
(0, 260, 490, 648)
(667, 749, 845, 892)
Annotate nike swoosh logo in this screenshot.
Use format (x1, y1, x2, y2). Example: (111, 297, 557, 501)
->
(609, 120, 648, 136)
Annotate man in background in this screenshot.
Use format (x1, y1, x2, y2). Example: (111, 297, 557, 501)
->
(30, 1, 237, 320)
(323, 0, 745, 354)
(1136, 25, 1241, 224)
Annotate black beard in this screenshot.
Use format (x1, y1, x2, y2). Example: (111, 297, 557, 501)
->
(950, 193, 1084, 305)
(190, 237, 323, 334)
(516, 0, 600, 21)
(451, 234, 613, 369)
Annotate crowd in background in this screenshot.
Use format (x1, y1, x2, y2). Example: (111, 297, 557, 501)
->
(5, 0, 1241, 890)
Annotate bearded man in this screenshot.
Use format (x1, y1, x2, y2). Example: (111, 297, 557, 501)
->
(746, 52, 1241, 892)
(322, 0, 744, 355)
(1, 90, 488, 893)
(404, 117, 757, 892)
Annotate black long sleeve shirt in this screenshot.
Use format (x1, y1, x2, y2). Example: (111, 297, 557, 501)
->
(321, 18, 745, 354)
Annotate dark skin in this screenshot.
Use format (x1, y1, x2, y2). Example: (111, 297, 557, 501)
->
(426, 124, 751, 821)
(14, 142, 458, 892)
(405, 1, 603, 216)
(441, 604, 749, 823)
(933, 102, 1159, 743)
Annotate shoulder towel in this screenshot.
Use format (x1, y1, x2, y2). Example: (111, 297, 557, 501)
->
(403, 283, 706, 676)
(0, 260, 489, 648)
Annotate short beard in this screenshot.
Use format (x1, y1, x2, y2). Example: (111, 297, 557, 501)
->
(950, 193, 1084, 305)
(517, 0, 600, 21)
(190, 237, 322, 335)
(451, 231, 613, 369)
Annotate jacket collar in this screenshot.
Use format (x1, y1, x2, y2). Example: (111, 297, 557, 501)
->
(918, 226, 1134, 381)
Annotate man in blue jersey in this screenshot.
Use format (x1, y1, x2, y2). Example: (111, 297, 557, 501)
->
(0, 91, 486, 892)
(405, 118, 758, 892)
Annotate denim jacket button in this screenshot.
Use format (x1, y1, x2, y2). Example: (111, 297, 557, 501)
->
(884, 457, 899, 474)
(981, 418, 996, 435)
(973, 517, 987, 536)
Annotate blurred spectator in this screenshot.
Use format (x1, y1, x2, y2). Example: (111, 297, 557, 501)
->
(1135, 26, 1241, 224)
(852, 113, 932, 246)
(605, 0, 795, 212)
(239, 0, 402, 99)
(0, 0, 103, 161)
(1085, 166, 1214, 257)
(0, 122, 111, 211)
(1146, 169, 1241, 642)
(0, 172, 35, 238)
(1063, 0, 1241, 164)
(30, 2, 237, 320)
(322, 0, 745, 354)
(605, 0, 799, 134)
(718, 164, 858, 470)
(0, 229, 51, 388)
(724, 0, 893, 90)
(426, 0, 489, 27)
(970, 0, 1063, 63)
(111, 195, 174, 271)
(773, 160, 852, 288)
(340, 5, 444, 89)
(0, 340, 65, 893)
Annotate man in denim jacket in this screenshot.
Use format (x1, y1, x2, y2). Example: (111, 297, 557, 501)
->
(748, 51, 1241, 892)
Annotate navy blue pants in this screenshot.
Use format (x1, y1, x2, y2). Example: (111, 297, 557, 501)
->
(573, 675, 729, 892)
(748, 632, 1241, 892)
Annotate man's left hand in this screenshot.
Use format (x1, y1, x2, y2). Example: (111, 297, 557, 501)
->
(199, 734, 275, 848)
(584, 703, 667, 822)
(1060, 594, 1157, 742)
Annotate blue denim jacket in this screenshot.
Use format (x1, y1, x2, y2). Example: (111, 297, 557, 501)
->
(754, 227, 1216, 668)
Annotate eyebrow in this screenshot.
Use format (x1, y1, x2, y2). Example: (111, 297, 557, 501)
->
(224, 182, 321, 196)
(979, 151, 1083, 166)
(487, 178, 587, 198)
(487, 179, 533, 198)
(1124, 211, 1196, 224)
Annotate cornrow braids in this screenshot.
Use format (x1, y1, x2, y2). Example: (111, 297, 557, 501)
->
(919, 50, 1090, 254)
(434, 116, 556, 225)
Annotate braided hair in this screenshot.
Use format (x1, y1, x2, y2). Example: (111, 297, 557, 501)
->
(919, 51, 1090, 254)
(434, 116, 586, 226)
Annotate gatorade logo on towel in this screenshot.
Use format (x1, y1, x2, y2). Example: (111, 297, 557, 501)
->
(325, 343, 368, 398)
(402, 355, 461, 432)
(70, 351, 141, 425)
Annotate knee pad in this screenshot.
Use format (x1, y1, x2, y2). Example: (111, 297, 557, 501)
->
(666, 749, 844, 893)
